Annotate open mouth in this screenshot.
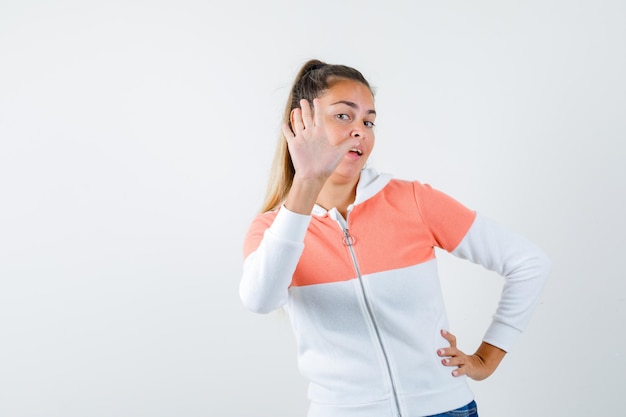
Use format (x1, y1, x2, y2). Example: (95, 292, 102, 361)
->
(349, 147, 363, 156)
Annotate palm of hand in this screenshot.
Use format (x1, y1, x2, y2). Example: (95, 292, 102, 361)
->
(282, 99, 358, 181)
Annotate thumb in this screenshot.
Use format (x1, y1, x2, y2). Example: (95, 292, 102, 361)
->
(338, 138, 361, 154)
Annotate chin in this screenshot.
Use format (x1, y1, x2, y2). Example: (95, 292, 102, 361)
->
(331, 168, 363, 184)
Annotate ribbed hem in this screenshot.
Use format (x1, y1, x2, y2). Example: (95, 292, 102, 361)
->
(308, 384, 474, 417)
(400, 385, 474, 417)
(308, 398, 397, 417)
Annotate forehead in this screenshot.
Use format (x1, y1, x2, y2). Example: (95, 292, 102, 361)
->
(320, 79, 375, 107)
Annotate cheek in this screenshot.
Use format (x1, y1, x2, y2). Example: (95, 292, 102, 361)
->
(366, 134, 375, 154)
(325, 124, 347, 145)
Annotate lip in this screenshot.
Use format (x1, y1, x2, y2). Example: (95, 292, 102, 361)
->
(348, 146, 364, 156)
(345, 148, 364, 161)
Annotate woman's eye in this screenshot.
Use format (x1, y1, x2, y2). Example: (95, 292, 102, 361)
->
(365, 121, 375, 128)
(336, 114, 349, 120)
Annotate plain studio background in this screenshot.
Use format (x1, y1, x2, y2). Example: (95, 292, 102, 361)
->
(1, 0, 624, 416)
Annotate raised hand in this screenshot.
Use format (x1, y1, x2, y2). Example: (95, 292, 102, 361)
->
(282, 98, 360, 182)
(437, 330, 506, 381)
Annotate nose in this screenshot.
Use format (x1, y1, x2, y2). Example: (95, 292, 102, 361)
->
(351, 123, 366, 139)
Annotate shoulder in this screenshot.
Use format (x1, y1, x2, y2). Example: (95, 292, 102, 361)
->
(379, 178, 433, 202)
(242, 210, 280, 258)
(249, 210, 279, 229)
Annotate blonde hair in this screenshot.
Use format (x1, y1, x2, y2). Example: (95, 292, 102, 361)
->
(260, 59, 373, 213)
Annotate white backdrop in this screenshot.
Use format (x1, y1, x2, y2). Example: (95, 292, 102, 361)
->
(1, 1, 624, 416)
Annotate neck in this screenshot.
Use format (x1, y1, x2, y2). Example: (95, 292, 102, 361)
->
(316, 175, 360, 219)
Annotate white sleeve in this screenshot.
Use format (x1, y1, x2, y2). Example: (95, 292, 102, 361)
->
(451, 212, 551, 352)
(239, 206, 311, 314)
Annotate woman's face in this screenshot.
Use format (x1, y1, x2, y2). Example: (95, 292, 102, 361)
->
(316, 79, 376, 183)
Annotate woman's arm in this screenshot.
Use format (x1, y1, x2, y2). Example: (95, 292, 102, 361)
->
(240, 207, 310, 314)
(438, 213, 551, 380)
(453, 213, 551, 352)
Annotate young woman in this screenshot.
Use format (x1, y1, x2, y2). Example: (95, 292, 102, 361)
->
(240, 59, 550, 417)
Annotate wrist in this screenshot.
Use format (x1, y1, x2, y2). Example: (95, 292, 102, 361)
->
(475, 342, 506, 370)
(292, 173, 329, 186)
(284, 177, 327, 215)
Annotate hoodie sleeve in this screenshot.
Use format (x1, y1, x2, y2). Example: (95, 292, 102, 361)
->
(240, 207, 311, 314)
(414, 182, 551, 352)
(451, 213, 551, 352)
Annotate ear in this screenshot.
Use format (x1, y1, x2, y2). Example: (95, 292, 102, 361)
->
(289, 108, 296, 131)
(288, 108, 299, 134)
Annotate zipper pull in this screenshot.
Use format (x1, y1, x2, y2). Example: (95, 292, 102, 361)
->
(342, 228, 356, 246)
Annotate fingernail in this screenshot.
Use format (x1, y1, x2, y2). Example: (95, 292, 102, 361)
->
(438, 349, 445, 356)
(441, 329, 448, 335)
(443, 359, 450, 365)
(452, 370, 458, 377)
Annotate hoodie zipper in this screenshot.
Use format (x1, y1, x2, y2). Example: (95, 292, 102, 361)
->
(342, 226, 403, 417)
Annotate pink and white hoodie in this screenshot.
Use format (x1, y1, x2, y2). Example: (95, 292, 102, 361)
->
(240, 167, 550, 417)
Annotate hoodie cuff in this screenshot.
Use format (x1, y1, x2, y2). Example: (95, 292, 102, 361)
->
(483, 320, 523, 353)
(268, 205, 312, 243)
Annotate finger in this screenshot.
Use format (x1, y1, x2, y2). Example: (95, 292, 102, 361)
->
(337, 138, 361, 154)
(437, 347, 460, 358)
(441, 329, 457, 348)
(282, 122, 295, 141)
(291, 108, 305, 133)
(312, 98, 323, 128)
(300, 99, 314, 129)
(441, 354, 467, 367)
(440, 354, 467, 378)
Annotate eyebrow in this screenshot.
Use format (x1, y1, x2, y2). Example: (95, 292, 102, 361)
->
(331, 100, 377, 115)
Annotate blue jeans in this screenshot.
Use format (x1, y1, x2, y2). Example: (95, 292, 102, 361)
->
(426, 400, 478, 417)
